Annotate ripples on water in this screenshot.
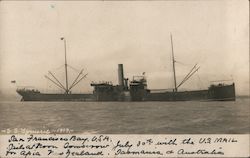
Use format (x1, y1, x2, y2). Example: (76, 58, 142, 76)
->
(0, 98, 249, 134)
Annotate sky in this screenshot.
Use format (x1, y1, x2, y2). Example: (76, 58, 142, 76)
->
(0, 0, 249, 97)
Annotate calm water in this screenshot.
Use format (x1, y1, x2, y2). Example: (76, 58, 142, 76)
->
(0, 98, 249, 134)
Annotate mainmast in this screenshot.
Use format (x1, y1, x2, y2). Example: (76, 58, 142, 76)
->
(61, 37, 69, 94)
(170, 34, 177, 92)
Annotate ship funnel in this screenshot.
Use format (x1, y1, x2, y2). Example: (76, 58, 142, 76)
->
(118, 64, 124, 87)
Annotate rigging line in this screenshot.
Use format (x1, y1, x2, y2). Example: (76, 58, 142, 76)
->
(67, 64, 81, 72)
(197, 73, 204, 89)
(44, 75, 66, 90)
(180, 67, 200, 87)
(179, 64, 197, 84)
(175, 60, 188, 66)
(51, 64, 65, 71)
(68, 69, 84, 90)
(177, 60, 195, 67)
(177, 63, 198, 87)
(48, 71, 66, 90)
(69, 73, 88, 91)
(177, 66, 200, 88)
(178, 67, 200, 89)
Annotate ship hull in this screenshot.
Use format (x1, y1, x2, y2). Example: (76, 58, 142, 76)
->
(17, 90, 94, 101)
(17, 84, 235, 102)
(133, 84, 236, 101)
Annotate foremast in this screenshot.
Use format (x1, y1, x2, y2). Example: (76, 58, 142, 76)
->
(61, 37, 69, 94)
(44, 37, 88, 94)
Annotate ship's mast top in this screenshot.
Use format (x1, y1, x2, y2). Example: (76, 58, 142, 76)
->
(61, 37, 69, 94)
(170, 33, 177, 92)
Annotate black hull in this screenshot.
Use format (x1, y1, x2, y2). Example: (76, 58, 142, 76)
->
(17, 83, 235, 102)
(132, 83, 236, 102)
(16, 90, 94, 101)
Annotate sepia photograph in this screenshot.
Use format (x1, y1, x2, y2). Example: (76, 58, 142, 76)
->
(0, 0, 249, 136)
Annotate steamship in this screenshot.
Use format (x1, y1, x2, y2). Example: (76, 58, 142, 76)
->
(16, 36, 235, 101)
